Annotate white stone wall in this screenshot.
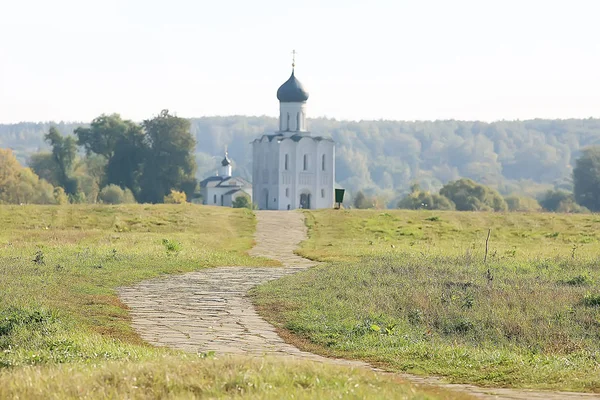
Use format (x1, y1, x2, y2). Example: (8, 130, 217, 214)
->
(220, 164, 232, 177)
(253, 134, 334, 210)
(279, 102, 307, 133)
(252, 137, 282, 210)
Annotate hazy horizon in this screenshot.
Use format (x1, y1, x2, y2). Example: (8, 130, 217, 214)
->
(3, 114, 600, 126)
(1, 0, 599, 124)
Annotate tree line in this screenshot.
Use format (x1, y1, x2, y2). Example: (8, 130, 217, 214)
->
(0, 111, 197, 205)
(3, 116, 600, 200)
(352, 146, 600, 213)
(2, 116, 600, 209)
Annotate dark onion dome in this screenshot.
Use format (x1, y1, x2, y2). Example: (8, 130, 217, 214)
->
(222, 152, 231, 166)
(276, 69, 309, 102)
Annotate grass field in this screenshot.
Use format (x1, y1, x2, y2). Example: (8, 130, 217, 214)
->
(253, 209, 600, 392)
(0, 204, 452, 399)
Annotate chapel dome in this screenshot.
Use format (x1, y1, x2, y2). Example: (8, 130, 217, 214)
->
(276, 70, 309, 102)
(221, 152, 231, 166)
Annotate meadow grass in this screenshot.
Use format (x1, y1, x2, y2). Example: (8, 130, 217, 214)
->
(0, 355, 453, 400)
(0, 204, 272, 368)
(253, 209, 600, 392)
(0, 205, 451, 399)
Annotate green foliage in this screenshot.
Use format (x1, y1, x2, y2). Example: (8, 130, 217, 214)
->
(75, 114, 146, 196)
(161, 238, 182, 254)
(7, 117, 600, 199)
(573, 146, 600, 211)
(44, 127, 78, 195)
(232, 194, 252, 209)
(17, 112, 198, 204)
(539, 189, 573, 211)
(53, 187, 69, 205)
(0, 149, 57, 205)
(561, 274, 593, 286)
(398, 184, 455, 210)
(98, 185, 136, 205)
(440, 178, 507, 211)
(504, 195, 542, 212)
(163, 189, 187, 204)
(556, 198, 589, 214)
(139, 110, 198, 203)
(353, 190, 372, 209)
(581, 293, 600, 307)
(28, 152, 61, 186)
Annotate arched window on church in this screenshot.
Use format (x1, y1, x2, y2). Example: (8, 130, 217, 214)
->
(322, 154, 326, 171)
(286, 113, 290, 131)
(296, 112, 300, 131)
(213, 194, 217, 204)
(284, 154, 289, 170)
(303, 154, 308, 171)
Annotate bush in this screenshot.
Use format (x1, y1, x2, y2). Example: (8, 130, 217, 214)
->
(440, 178, 507, 211)
(556, 199, 589, 214)
(398, 185, 455, 210)
(232, 194, 253, 209)
(504, 195, 542, 212)
(98, 185, 136, 204)
(164, 189, 187, 204)
(353, 190, 373, 209)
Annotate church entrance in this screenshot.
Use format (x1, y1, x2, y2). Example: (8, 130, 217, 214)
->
(299, 193, 311, 209)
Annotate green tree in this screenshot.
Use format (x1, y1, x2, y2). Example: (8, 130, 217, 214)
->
(75, 114, 146, 196)
(44, 127, 78, 195)
(28, 152, 61, 186)
(440, 178, 507, 211)
(139, 110, 197, 203)
(573, 146, 600, 211)
(0, 149, 57, 204)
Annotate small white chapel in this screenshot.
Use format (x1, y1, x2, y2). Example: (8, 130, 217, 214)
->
(199, 152, 252, 207)
(252, 59, 335, 210)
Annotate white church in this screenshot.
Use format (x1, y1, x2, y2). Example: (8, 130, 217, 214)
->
(252, 66, 335, 210)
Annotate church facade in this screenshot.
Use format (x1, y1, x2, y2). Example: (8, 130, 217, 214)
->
(252, 68, 335, 210)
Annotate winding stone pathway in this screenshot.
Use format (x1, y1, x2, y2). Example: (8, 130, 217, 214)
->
(118, 211, 366, 366)
(119, 210, 600, 399)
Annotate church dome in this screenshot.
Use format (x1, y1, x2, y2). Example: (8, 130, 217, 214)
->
(277, 70, 309, 102)
(221, 152, 231, 166)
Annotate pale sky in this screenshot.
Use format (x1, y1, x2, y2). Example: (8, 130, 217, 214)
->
(1, 0, 599, 123)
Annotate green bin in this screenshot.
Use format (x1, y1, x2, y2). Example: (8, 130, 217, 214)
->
(334, 189, 345, 208)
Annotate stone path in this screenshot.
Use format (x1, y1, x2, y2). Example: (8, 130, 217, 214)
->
(118, 211, 366, 366)
(119, 210, 600, 400)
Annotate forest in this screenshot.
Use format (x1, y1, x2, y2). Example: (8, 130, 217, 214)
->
(2, 116, 600, 206)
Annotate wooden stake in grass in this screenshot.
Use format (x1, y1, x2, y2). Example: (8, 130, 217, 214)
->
(484, 228, 491, 264)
